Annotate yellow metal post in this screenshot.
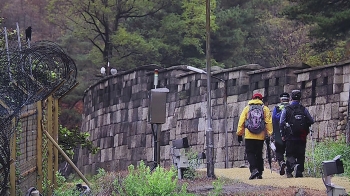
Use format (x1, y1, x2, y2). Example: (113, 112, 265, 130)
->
(41, 124, 91, 187)
(47, 96, 53, 195)
(37, 101, 43, 193)
(10, 120, 16, 196)
(53, 98, 59, 188)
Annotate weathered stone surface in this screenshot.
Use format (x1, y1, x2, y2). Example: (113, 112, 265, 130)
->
(100, 148, 113, 162)
(323, 103, 332, 121)
(343, 82, 350, 93)
(197, 130, 205, 145)
(314, 105, 325, 121)
(297, 72, 309, 82)
(145, 134, 153, 148)
(160, 145, 171, 160)
(333, 83, 343, 94)
(315, 96, 327, 105)
(340, 92, 349, 102)
(332, 73, 342, 84)
(77, 63, 350, 175)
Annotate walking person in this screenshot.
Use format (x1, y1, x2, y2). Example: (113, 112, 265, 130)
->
(272, 92, 290, 175)
(237, 93, 273, 180)
(280, 90, 314, 178)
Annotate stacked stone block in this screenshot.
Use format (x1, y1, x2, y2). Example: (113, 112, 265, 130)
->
(294, 61, 350, 140)
(78, 61, 350, 175)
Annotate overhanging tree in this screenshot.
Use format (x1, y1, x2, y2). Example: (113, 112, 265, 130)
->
(47, 0, 217, 70)
(212, 0, 304, 67)
(123, 0, 217, 68)
(283, 0, 350, 50)
(47, 0, 172, 69)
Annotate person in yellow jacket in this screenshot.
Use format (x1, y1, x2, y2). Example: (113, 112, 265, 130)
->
(237, 93, 273, 180)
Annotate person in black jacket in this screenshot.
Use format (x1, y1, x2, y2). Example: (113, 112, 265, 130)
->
(280, 90, 314, 178)
(25, 26, 32, 41)
(272, 92, 290, 175)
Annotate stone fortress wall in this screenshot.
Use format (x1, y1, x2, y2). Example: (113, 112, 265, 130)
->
(77, 61, 350, 174)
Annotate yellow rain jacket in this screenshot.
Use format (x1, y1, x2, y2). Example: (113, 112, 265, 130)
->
(236, 99, 273, 140)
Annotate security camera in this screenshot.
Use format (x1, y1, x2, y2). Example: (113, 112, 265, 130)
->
(322, 155, 344, 176)
(172, 137, 189, 149)
(322, 155, 347, 195)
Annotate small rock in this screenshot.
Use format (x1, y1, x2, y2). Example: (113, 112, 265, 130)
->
(295, 188, 305, 196)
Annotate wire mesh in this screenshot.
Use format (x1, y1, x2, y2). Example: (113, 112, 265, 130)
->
(0, 26, 78, 195)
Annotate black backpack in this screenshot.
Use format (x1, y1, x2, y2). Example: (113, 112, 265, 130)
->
(285, 104, 308, 136)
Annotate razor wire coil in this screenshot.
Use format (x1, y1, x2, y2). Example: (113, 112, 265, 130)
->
(0, 27, 78, 195)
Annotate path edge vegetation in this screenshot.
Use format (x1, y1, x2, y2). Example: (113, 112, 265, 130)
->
(52, 137, 350, 195)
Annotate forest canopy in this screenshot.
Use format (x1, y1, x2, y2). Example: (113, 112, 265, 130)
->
(283, 0, 350, 51)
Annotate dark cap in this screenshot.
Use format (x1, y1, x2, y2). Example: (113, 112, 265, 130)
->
(291, 90, 301, 100)
(280, 92, 290, 100)
(252, 93, 263, 100)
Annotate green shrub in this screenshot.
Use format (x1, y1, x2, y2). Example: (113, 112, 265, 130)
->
(53, 172, 81, 196)
(115, 161, 192, 196)
(209, 178, 224, 196)
(53, 188, 81, 196)
(305, 136, 350, 178)
(93, 168, 107, 181)
(90, 168, 118, 195)
(183, 149, 201, 179)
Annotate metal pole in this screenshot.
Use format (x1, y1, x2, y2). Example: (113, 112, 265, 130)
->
(42, 127, 91, 188)
(10, 119, 16, 196)
(153, 124, 158, 166)
(211, 75, 228, 168)
(186, 66, 226, 169)
(16, 23, 22, 50)
(223, 80, 228, 168)
(36, 101, 43, 193)
(206, 0, 215, 178)
(156, 124, 160, 166)
(151, 69, 160, 171)
(347, 82, 350, 144)
(106, 62, 110, 76)
(4, 27, 13, 81)
(53, 98, 59, 188)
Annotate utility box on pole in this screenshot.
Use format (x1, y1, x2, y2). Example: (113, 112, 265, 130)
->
(148, 86, 169, 171)
(148, 88, 169, 124)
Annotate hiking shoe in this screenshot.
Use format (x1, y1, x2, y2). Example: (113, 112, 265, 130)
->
(286, 173, 293, 178)
(293, 164, 299, 178)
(279, 161, 286, 176)
(256, 175, 263, 179)
(249, 169, 259, 180)
(295, 172, 303, 178)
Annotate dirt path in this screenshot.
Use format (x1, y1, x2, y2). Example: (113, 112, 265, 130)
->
(215, 167, 350, 191)
(185, 167, 349, 195)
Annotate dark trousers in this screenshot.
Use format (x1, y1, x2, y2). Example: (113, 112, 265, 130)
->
(275, 141, 286, 163)
(245, 139, 265, 174)
(285, 140, 306, 174)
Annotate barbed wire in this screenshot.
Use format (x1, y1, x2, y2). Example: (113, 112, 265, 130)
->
(0, 26, 78, 195)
